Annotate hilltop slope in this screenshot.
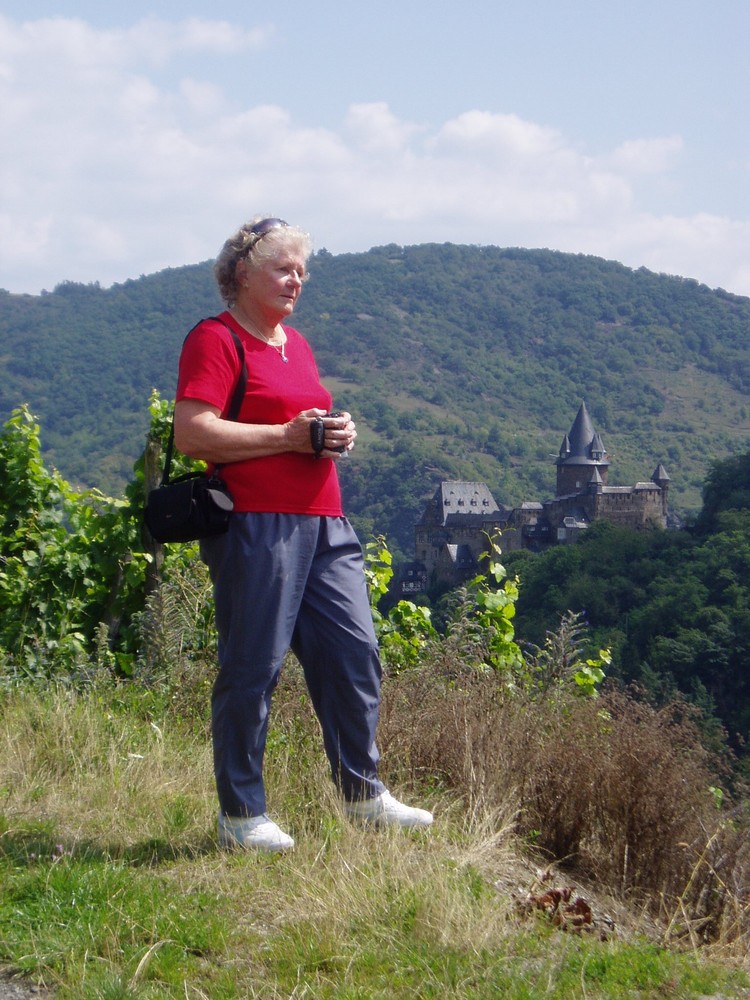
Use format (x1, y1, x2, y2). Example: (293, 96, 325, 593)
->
(1, 245, 749, 557)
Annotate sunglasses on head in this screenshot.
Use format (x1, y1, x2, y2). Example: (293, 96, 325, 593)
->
(249, 218, 288, 242)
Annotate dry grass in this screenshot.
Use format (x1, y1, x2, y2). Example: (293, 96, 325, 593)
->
(0, 682, 215, 850)
(1, 654, 749, 991)
(377, 664, 750, 959)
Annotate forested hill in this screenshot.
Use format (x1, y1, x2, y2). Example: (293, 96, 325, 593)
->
(2, 244, 750, 559)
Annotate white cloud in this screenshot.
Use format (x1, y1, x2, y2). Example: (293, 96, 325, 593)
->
(160, 17, 272, 55)
(596, 212, 750, 291)
(0, 15, 748, 298)
(434, 110, 565, 159)
(179, 78, 225, 117)
(605, 136, 684, 175)
(345, 102, 423, 155)
(0, 14, 270, 67)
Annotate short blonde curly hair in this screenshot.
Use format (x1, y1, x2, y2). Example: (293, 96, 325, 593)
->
(214, 216, 313, 306)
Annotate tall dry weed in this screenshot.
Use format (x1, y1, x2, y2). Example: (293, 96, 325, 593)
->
(377, 663, 750, 947)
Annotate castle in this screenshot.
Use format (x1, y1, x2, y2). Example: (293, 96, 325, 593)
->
(402, 401, 670, 594)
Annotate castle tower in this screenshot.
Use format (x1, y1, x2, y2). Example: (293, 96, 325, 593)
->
(555, 401, 611, 497)
(652, 463, 670, 520)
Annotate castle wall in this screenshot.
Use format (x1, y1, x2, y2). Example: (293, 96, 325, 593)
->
(592, 486, 666, 530)
(556, 462, 608, 495)
(543, 486, 666, 533)
(413, 482, 668, 591)
(408, 405, 670, 593)
(416, 518, 503, 586)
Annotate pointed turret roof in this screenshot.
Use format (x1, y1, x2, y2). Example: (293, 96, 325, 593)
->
(555, 401, 610, 468)
(587, 467, 604, 494)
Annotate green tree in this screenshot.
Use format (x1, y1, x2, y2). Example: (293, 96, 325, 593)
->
(696, 452, 750, 534)
(0, 406, 145, 672)
(0, 400, 201, 678)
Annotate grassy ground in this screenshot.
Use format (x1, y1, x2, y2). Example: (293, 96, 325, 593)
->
(1, 669, 749, 999)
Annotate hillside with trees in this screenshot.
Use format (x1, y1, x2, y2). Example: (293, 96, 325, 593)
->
(1, 404, 750, 996)
(1, 244, 750, 560)
(506, 451, 750, 767)
(2, 250, 750, 994)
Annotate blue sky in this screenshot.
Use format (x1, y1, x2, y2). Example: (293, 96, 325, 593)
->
(1, 1, 749, 295)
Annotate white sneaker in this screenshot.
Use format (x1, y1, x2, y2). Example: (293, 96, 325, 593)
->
(344, 790, 433, 829)
(218, 812, 295, 852)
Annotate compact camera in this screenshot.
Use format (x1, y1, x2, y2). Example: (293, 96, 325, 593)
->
(310, 411, 346, 455)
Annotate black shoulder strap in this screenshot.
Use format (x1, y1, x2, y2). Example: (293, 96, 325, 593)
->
(160, 316, 248, 486)
(210, 317, 248, 420)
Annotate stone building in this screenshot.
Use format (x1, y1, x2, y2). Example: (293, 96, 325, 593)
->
(406, 482, 505, 594)
(405, 401, 670, 593)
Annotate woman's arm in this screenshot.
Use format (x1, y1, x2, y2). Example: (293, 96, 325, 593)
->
(173, 399, 354, 464)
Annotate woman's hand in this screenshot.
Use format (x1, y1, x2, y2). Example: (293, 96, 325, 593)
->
(174, 401, 356, 463)
(321, 410, 357, 458)
(281, 409, 354, 457)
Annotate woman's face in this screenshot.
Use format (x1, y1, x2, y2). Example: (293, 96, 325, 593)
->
(240, 252, 307, 319)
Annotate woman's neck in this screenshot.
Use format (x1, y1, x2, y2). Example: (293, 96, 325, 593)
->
(231, 301, 283, 344)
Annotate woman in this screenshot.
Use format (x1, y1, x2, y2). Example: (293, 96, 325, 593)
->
(174, 216, 433, 851)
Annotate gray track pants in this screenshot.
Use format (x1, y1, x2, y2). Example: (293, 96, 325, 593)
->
(200, 513, 385, 817)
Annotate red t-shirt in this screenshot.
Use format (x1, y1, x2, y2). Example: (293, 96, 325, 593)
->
(176, 313, 342, 515)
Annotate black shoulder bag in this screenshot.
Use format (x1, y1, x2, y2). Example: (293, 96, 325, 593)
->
(144, 319, 247, 544)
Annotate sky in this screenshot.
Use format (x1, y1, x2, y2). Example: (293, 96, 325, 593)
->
(1, 1, 749, 297)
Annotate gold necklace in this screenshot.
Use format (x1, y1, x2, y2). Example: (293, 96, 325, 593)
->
(234, 309, 288, 363)
(268, 338, 288, 363)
